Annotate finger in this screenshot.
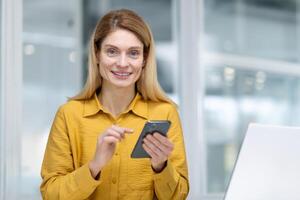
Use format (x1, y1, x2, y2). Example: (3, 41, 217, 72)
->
(153, 133, 174, 149)
(103, 136, 119, 144)
(105, 129, 123, 140)
(143, 138, 167, 158)
(112, 125, 134, 135)
(110, 126, 126, 139)
(142, 143, 157, 158)
(122, 127, 134, 133)
(143, 142, 168, 163)
(145, 134, 170, 154)
(146, 133, 173, 152)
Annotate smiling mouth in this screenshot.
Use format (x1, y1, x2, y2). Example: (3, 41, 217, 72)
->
(111, 71, 132, 78)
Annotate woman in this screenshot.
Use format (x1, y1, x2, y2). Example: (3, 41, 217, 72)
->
(40, 9, 189, 200)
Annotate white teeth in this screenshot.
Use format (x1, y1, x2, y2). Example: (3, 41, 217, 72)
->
(113, 71, 131, 76)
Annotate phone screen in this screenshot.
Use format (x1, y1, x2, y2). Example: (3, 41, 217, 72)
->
(131, 120, 171, 158)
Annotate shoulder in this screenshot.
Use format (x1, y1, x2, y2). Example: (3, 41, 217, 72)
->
(147, 100, 182, 132)
(56, 99, 85, 118)
(147, 100, 179, 119)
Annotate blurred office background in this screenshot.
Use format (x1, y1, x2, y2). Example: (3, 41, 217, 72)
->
(2, 0, 300, 199)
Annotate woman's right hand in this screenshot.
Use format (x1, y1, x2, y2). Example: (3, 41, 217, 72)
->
(89, 125, 133, 178)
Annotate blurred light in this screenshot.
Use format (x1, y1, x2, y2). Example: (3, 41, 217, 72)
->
(69, 51, 76, 63)
(24, 44, 35, 56)
(256, 71, 266, 84)
(224, 67, 235, 82)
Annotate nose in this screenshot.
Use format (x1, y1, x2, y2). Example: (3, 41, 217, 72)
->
(117, 53, 128, 67)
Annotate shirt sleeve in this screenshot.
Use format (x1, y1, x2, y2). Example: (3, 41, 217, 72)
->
(153, 105, 190, 200)
(40, 106, 101, 200)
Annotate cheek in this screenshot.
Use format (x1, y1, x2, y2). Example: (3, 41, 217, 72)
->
(133, 67, 143, 81)
(133, 65, 143, 78)
(132, 59, 144, 73)
(99, 55, 115, 75)
(100, 54, 115, 67)
(99, 62, 112, 78)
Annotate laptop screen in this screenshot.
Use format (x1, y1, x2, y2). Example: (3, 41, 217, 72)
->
(224, 123, 300, 200)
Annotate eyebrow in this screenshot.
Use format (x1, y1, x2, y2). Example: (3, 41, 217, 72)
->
(103, 44, 143, 50)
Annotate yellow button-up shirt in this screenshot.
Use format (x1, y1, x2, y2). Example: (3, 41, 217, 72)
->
(40, 93, 189, 200)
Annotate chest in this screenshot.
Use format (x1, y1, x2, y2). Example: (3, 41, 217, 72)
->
(74, 114, 148, 164)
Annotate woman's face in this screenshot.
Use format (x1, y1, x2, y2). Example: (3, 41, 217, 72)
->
(98, 29, 144, 90)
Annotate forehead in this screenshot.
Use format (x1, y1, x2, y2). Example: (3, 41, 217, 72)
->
(101, 29, 143, 48)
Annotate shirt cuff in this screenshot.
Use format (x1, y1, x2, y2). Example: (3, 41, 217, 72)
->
(153, 161, 180, 193)
(74, 163, 102, 196)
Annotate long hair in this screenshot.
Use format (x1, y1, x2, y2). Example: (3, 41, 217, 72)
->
(70, 9, 173, 104)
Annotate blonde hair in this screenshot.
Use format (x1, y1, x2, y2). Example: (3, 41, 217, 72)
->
(70, 9, 173, 104)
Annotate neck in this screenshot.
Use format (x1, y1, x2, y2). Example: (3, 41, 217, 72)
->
(98, 83, 136, 118)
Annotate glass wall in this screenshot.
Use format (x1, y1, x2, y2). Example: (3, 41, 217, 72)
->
(0, 0, 1, 68)
(21, 0, 81, 199)
(0, 1, 3, 198)
(204, 0, 300, 62)
(203, 0, 300, 195)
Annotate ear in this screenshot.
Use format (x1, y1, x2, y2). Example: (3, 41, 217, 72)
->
(96, 50, 100, 60)
(143, 51, 148, 67)
(95, 50, 102, 66)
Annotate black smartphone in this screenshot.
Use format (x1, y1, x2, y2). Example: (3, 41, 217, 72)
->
(131, 120, 171, 158)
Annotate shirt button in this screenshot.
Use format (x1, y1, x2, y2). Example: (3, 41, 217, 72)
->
(115, 152, 119, 156)
(112, 177, 117, 184)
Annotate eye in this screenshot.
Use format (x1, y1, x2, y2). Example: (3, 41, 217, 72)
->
(106, 48, 119, 57)
(128, 50, 140, 58)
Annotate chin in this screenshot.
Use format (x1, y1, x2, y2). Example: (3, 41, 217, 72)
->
(107, 75, 138, 88)
(111, 81, 135, 89)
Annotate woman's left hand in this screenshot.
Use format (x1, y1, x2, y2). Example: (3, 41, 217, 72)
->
(142, 132, 174, 172)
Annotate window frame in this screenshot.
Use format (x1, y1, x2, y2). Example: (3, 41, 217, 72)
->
(0, 0, 23, 199)
(178, 0, 300, 199)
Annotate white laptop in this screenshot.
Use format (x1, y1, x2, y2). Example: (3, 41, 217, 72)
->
(224, 123, 300, 200)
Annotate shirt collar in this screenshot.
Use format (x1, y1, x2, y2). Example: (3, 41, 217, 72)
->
(83, 92, 148, 119)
